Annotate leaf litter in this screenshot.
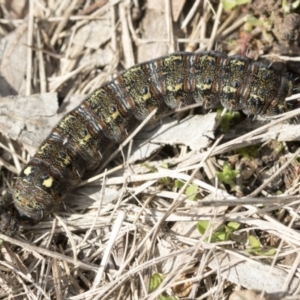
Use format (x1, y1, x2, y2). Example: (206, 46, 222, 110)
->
(1, 0, 300, 299)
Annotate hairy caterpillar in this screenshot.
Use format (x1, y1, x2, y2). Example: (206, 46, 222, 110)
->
(1, 50, 299, 235)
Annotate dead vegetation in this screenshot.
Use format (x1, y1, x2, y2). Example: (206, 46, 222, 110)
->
(1, 0, 300, 299)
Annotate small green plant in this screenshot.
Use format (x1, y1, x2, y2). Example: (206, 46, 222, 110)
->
(197, 220, 241, 242)
(236, 145, 259, 159)
(243, 15, 274, 43)
(149, 273, 164, 293)
(217, 162, 239, 185)
(247, 235, 276, 256)
(222, 0, 250, 11)
(216, 109, 240, 133)
(274, 141, 284, 154)
(149, 273, 177, 300)
(175, 180, 198, 200)
(143, 163, 171, 185)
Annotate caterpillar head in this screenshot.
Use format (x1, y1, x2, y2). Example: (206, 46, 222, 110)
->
(13, 171, 63, 220)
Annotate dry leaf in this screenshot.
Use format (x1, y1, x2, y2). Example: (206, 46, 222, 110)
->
(129, 114, 216, 163)
(229, 290, 267, 300)
(0, 93, 59, 152)
(73, 20, 112, 49)
(0, 24, 28, 96)
(209, 253, 298, 296)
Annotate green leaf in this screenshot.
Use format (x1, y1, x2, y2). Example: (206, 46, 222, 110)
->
(275, 141, 284, 154)
(142, 163, 157, 173)
(226, 221, 241, 231)
(247, 246, 276, 256)
(174, 179, 185, 188)
(149, 273, 164, 293)
(197, 221, 242, 243)
(216, 109, 240, 132)
(217, 162, 239, 185)
(246, 15, 262, 27)
(261, 247, 277, 256)
(185, 183, 198, 200)
(197, 220, 210, 235)
(262, 18, 273, 32)
(222, 0, 250, 11)
(142, 163, 171, 185)
(175, 180, 198, 200)
(212, 231, 229, 242)
(248, 235, 260, 248)
(160, 163, 169, 169)
(247, 236, 277, 256)
(236, 145, 259, 159)
(160, 176, 171, 185)
(159, 164, 171, 185)
(197, 221, 237, 242)
(246, 246, 262, 255)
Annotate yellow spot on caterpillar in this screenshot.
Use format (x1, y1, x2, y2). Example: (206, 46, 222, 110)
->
(142, 91, 151, 101)
(250, 94, 263, 101)
(23, 166, 32, 176)
(43, 176, 54, 188)
(126, 67, 140, 77)
(232, 60, 245, 66)
(223, 86, 237, 93)
(63, 115, 73, 122)
(165, 55, 182, 63)
(111, 111, 120, 119)
(198, 83, 211, 90)
(38, 143, 48, 154)
(167, 83, 182, 92)
(61, 155, 71, 166)
(175, 84, 182, 91)
(206, 56, 215, 62)
(93, 90, 101, 97)
(60, 115, 74, 128)
(79, 133, 92, 145)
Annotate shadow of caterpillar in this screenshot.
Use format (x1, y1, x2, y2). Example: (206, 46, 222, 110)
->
(2, 50, 300, 236)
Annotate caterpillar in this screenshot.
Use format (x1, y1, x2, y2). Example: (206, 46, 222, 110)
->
(1, 50, 299, 236)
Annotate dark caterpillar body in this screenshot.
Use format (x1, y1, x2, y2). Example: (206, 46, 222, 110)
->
(6, 51, 300, 232)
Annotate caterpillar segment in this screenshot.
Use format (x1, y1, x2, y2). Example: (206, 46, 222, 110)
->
(193, 51, 228, 109)
(2, 51, 299, 235)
